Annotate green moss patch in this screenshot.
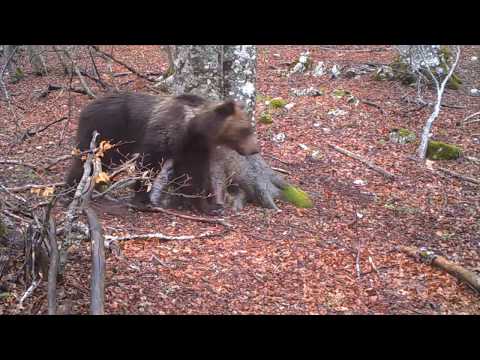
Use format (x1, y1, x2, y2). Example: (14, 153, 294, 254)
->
(269, 98, 288, 109)
(282, 186, 313, 208)
(332, 89, 350, 99)
(389, 128, 416, 144)
(426, 140, 462, 160)
(259, 111, 273, 124)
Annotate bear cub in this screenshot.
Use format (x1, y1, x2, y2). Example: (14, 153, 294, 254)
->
(65, 92, 259, 214)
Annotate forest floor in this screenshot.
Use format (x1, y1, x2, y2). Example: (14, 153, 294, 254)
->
(1, 45, 479, 314)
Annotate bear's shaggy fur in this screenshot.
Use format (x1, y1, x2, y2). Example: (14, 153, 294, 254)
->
(65, 92, 259, 213)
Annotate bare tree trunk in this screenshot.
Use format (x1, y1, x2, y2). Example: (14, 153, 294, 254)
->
(3, 45, 18, 80)
(223, 46, 257, 124)
(158, 45, 291, 211)
(166, 45, 224, 99)
(27, 45, 48, 76)
(416, 46, 461, 160)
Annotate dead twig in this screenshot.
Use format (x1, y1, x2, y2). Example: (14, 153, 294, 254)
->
(360, 99, 385, 115)
(19, 278, 42, 307)
(4, 182, 65, 193)
(47, 206, 59, 315)
(130, 204, 233, 229)
(44, 155, 72, 170)
(272, 167, 290, 175)
(328, 143, 396, 180)
(437, 167, 480, 185)
(90, 45, 155, 83)
(0, 158, 40, 171)
(264, 154, 292, 165)
(460, 111, 480, 125)
(465, 156, 480, 165)
(19, 116, 68, 142)
(104, 230, 220, 248)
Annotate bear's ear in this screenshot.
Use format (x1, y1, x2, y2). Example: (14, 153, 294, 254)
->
(214, 100, 236, 118)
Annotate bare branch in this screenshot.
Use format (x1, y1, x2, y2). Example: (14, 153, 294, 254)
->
(328, 143, 396, 180)
(47, 209, 59, 315)
(90, 45, 156, 82)
(461, 111, 480, 125)
(62, 50, 96, 99)
(84, 206, 105, 315)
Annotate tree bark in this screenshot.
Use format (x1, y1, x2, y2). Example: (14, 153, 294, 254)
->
(3, 45, 18, 81)
(27, 45, 48, 76)
(223, 46, 257, 124)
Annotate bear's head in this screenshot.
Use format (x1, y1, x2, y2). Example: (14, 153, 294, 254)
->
(207, 100, 259, 156)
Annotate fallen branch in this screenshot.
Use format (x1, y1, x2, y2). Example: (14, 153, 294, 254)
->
(264, 154, 292, 166)
(272, 167, 290, 175)
(355, 247, 361, 279)
(0, 184, 27, 203)
(130, 204, 233, 229)
(437, 167, 480, 185)
(19, 278, 42, 306)
(399, 245, 480, 293)
(90, 45, 155, 83)
(112, 71, 131, 77)
(0, 159, 39, 171)
(328, 143, 396, 180)
(47, 211, 58, 315)
(44, 155, 72, 170)
(318, 46, 392, 53)
(461, 111, 480, 125)
(20, 116, 68, 142)
(104, 230, 219, 247)
(465, 156, 480, 165)
(35, 83, 95, 98)
(5, 182, 65, 193)
(360, 99, 385, 115)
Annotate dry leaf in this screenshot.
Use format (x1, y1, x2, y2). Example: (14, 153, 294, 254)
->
(30, 188, 42, 195)
(95, 171, 110, 184)
(97, 140, 113, 158)
(31, 186, 55, 197)
(42, 187, 55, 197)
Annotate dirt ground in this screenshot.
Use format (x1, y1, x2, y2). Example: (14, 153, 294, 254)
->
(0, 45, 479, 314)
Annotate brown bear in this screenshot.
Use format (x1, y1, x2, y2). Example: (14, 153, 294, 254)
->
(65, 92, 259, 214)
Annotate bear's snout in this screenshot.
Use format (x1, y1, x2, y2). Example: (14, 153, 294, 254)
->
(236, 135, 260, 155)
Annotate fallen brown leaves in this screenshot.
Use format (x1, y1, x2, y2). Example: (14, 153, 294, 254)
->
(1, 45, 479, 315)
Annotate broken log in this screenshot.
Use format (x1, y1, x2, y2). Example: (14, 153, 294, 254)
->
(399, 245, 480, 293)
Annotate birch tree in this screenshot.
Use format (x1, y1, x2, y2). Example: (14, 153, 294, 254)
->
(412, 46, 462, 160)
